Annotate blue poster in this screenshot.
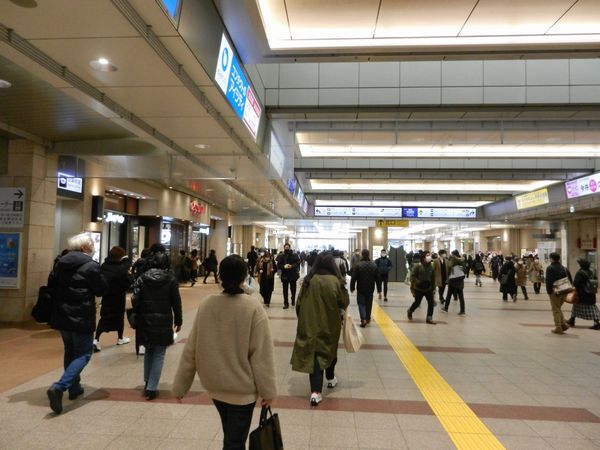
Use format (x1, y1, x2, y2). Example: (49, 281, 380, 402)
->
(0, 232, 21, 289)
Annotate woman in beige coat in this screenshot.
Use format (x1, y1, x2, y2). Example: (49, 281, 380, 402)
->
(515, 258, 529, 300)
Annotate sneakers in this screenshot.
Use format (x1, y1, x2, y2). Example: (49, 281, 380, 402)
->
(117, 337, 131, 345)
(310, 392, 322, 406)
(590, 323, 600, 330)
(93, 340, 101, 353)
(47, 388, 63, 414)
(138, 345, 145, 355)
(407, 310, 413, 320)
(440, 308, 448, 313)
(458, 312, 465, 316)
(145, 390, 158, 401)
(326, 377, 338, 388)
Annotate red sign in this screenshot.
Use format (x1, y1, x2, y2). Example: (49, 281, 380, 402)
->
(190, 200, 205, 216)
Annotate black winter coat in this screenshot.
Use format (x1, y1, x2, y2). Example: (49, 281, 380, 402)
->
(132, 268, 182, 347)
(98, 257, 133, 331)
(545, 262, 571, 295)
(499, 261, 517, 294)
(574, 268, 596, 305)
(276, 250, 301, 282)
(350, 259, 379, 294)
(49, 251, 107, 333)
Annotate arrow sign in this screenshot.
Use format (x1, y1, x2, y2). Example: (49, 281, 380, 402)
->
(14, 189, 23, 199)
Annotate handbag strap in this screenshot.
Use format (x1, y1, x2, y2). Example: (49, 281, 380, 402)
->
(259, 405, 272, 425)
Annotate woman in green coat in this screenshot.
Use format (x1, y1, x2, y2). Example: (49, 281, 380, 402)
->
(291, 252, 350, 406)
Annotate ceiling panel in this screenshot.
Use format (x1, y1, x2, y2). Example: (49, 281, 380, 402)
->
(143, 117, 230, 139)
(174, 138, 246, 155)
(286, 0, 380, 39)
(376, 0, 477, 38)
(102, 87, 209, 118)
(461, 0, 577, 36)
(32, 38, 182, 88)
(160, 37, 215, 87)
(0, 0, 138, 39)
(549, 0, 600, 34)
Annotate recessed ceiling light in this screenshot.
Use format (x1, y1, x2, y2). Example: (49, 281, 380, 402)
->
(115, 189, 120, 192)
(89, 58, 118, 72)
(205, 188, 214, 192)
(169, 186, 173, 189)
(194, 144, 210, 149)
(0, 79, 12, 88)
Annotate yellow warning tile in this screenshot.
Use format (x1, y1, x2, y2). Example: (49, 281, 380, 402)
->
(373, 304, 505, 450)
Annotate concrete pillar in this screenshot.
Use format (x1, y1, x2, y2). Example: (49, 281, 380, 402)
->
(210, 220, 229, 259)
(0, 140, 57, 322)
(368, 226, 388, 258)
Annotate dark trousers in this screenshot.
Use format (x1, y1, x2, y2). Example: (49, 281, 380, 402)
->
(309, 355, 337, 393)
(190, 269, 198, 282)
(203, 269, 218, 283)
(248, 263, 256, 278)
(213, 399, 255, 450)
(408, 290, 434, 318)
(444, 286, 465, 313)
(282, 278, 297, 305)
(516, 285, 529, 299)
(95, 321, 124, 341)
(533, 282, 541, 294)
(357, 292, 374, 321)
(438, 283, 446, 301)
(376, 274, 389, 297)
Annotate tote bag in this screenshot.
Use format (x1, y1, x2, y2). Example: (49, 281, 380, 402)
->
(343, 308, 364, 353)
(249, 406, 283, 450)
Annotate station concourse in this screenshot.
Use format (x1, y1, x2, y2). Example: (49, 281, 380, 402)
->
(1, 1, 600, 449)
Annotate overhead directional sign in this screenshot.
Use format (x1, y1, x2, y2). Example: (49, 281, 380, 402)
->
(376, 219, 409, 227)
(565, 172, 600, 199)
(314, 206, 476, 219)
(0, 187, 25, 228)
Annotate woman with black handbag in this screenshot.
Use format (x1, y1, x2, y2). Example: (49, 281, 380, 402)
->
(567, 258, 600, 330)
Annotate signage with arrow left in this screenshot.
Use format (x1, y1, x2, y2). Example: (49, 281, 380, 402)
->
(0, 187, 25, 229)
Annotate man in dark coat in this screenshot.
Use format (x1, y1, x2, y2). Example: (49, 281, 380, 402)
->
(276, 242, 301, 309)
(545, 252, 572, 334)
(47, 233, 107, 414)
(350, 249, 379, 327)
(247, 246, 258, 279)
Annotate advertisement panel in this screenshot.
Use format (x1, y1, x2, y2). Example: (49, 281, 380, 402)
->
(314, 206, 477, 218)
(565, 172, 600, 199)
(0, 232, 21, 288)
(515, 188, 549, 210)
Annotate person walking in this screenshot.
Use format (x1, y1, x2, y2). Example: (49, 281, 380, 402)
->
(276, 242, 301, 309)
(189, 249, 199, 286)
(202, 249, 219, 284)
(350, 249, 361, 274)
(46, 233, 107, 414)
(255, 250, 276, 307)
(515, 257, 529, 300)
(350, 249, 379, 327)
(247, 245, 258, 279)
(175, 249, 191, 284)
(499, 255, 517, 302)
(567, 258, 600, 330)
(490, 253, 501, 282)
(306, 249, 318, 274)
(132, 251, 182, 400)
(433, 249, 448, 301)
(291, 252, 349, 406)
(441, 250, 466, 315)
(528, 256, 544, 294)
(375, 249, 393, 302)
(472, 254, 486, 287)
(173, 255, 276, 450)
(545, 252, 572, 335)
(407, 252, 436, 324)
(94, 246, 133, 352)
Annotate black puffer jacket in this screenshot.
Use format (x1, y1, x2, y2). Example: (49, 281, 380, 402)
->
(132, 268, 182, 346)
(98, 257, 133, 331)
(49, 251, 107, 333)
(574, 267, 596, 305)
(545, 262, 571, 295)
(350, 259, 379, 294)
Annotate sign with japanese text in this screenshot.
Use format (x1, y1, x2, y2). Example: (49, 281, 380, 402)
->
(376, 219, 409, 227)
(565, 172, 600, 199)
(515, 188, 549, 210)
(0, 188, 25, 228)
(0, 232, 21, 288)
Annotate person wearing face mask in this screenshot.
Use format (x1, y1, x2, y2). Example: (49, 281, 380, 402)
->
(255, 250, 276, 307)
(46, 233, 108, 414)
(276, 243, 301, 309)
(375, 250, 393, 302)
(441, 250, 467, 315)
(515, 258, 529, 300)
(408, 252, 436, 324)
(434, 249, 448, 302)
(490, 253, 501, 282)
(527, 255, 543, 294)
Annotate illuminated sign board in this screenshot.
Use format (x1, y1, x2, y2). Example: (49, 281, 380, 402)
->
(515, 188, 549, 210)
(57, 172, 83, 195)
(286, 178, 296, 195)
(565, 172, 600, 199)
(314, 206, 477, 219)
(215, 34, 262, 139)
(160, 0, 181, 21)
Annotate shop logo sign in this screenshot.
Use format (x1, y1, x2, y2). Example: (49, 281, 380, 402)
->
(190, 200, 205, 216)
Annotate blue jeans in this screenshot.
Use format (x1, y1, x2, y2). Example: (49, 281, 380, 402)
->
(52, 330, 93, 395)
(144, 346, 166, 391)
(357, 292, 374, 321)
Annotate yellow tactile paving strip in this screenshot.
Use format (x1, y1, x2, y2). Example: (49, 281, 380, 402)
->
(373, 303, 505, 450)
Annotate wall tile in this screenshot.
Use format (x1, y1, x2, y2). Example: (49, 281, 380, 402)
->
(570, 59, 600, 85)
(319, 63, 359, 88)
(279, 89, 319, 106)
(318, 88, 359, 106)
(442, 61, 483, 86)
(483, 60, 526, 86)
(256, 64, 280, 88)
(279, 63, 319, 88)
(359, 88, 400, 105)
(442, 87, 483, 104)
(527, 60, 569, 85)
(484, 86, 526, 104)
(400, 61, 441, 87)
(570, 86, 600, 103)
(526, 86, 570, 103)
(359, 62, 400, 87)
(400, 87, 441, 105)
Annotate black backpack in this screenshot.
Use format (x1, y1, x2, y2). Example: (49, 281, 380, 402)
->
(585, 278, 598, 294)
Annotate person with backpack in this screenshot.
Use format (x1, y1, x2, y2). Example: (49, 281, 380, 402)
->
(567, 258, 600, 330)
(350, 249, 379, 327)
(545, 252, 572, 335)
(472, 254, 485, 287)
(202, 249, 219, 284)
(375, 250, 393, 302)
(333, 249, 349, 278)
(441, 250, 466, 315)
(407, 251, 436, 324)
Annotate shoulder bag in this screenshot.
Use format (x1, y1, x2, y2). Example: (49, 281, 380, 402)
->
(249, 406, 283, 450)
(31, 285, 54, 323)
(342, 308, 364, 353)
(565, 290, 578, 304)
(553, 276, 573, 295)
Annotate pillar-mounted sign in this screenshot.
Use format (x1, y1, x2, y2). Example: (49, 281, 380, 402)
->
(0, 187, 25, 229)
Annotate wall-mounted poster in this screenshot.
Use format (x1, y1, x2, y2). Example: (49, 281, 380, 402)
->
(87, 231, 101, 263)
(0, 232, 21, 289)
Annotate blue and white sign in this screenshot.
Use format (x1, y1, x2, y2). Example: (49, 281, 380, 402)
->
(215, 34, 262, 139)
(314, 206, 477, 219)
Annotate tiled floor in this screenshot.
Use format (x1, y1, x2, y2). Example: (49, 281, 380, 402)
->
(1, 274, 600, 449)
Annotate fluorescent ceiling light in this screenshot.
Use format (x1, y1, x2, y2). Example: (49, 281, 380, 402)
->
(300, 144, 600, 158)
(314, 200, 491, 207)
(310, 179, 556, 193)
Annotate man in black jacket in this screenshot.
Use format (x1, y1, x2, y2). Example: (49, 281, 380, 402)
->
(47, 233, 107, 414)
(276, 243, 300, 309)
(247, 246, 258, 279)
(350, 249, 380, 327)
(545, 252, 572, 334)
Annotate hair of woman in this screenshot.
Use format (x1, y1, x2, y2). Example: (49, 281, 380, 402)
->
(219, 254, 248, 295)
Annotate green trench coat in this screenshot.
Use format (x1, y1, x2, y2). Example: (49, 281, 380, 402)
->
(291, 274, 350, 374)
